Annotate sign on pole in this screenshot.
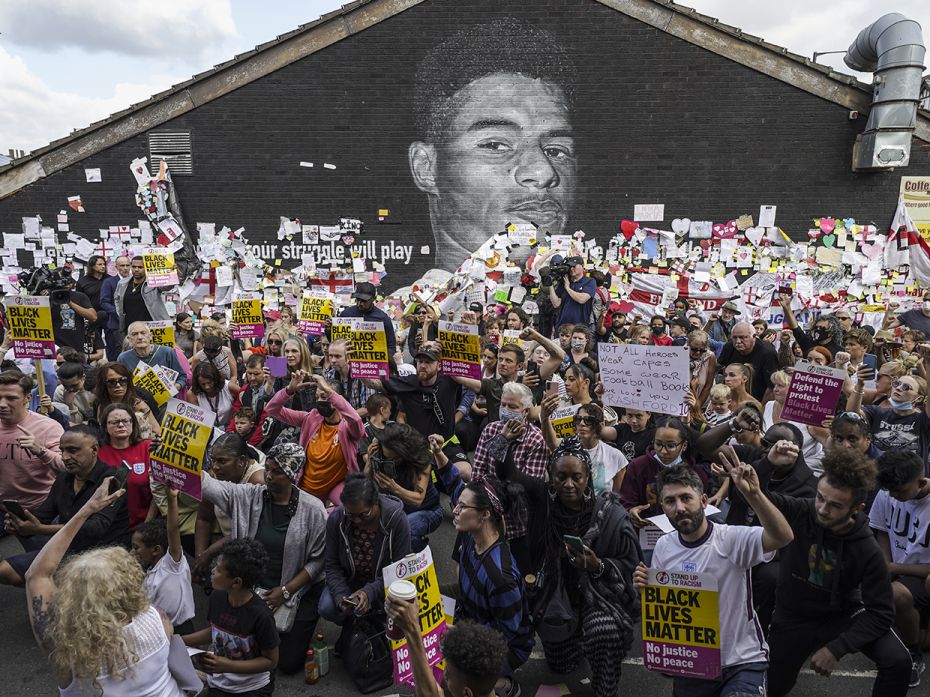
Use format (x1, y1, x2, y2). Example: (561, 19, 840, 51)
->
(4, 295, 56, 358)
(642, 568, 721, 679)
(598, 344, 690, 416)
(149, 399, 215, 500)
(780, 359, 846, 427)
(438, 321, 481, 379)
(382, 548, 447, 687)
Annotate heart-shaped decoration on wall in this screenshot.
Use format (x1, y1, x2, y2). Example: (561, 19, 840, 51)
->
(745, 227, 766, 246)
(861, 242, 882, 260)
(620, 219, 639, 240)
(671, 218, 691, 235)
(807, 229, 821, 241)
(819, 218, 836, 234)
(712, 221, 738, 239)
(822, 234, 836, 248)
(617, 301, 635, 313)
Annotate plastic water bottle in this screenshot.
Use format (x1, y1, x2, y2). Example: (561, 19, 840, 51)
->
(314, 632, 330, 677)
(304, 648, 319, 684)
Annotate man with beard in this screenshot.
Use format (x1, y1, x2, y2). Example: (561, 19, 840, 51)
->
(765, 449, 912, 696)
(409, 18, 577, 271)
(633, 458, 793, 697)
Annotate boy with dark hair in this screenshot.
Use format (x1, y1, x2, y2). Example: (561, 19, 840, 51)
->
(233, 407, 257, 440)
(871, 450, 930, 686)
(183, 538, 279, 695)
(766, 449, 912, 696)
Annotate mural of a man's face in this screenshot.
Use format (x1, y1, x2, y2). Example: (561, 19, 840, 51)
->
(410, 72, 576, 269)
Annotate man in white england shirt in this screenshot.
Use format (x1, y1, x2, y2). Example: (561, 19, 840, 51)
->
(633, 454, 793, 696)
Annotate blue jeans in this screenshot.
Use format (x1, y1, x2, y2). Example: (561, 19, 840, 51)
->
(319, 586, 350, 626)
(407, 507, 443, 551)
(673, 661, 767, 697)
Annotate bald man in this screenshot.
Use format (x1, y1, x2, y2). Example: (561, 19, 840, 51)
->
(716, 321, 780, 402)
(117, 322, 186, 392)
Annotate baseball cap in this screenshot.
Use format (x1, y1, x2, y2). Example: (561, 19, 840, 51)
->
(468, 302, 483, 313)
(414, 346, 441, 362)
(352, 282, 376, 301)
(565, 255, 584, 267)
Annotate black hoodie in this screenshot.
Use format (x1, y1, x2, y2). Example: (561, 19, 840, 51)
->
(767, 491, 894, 659)
(726, 455, 817, 526)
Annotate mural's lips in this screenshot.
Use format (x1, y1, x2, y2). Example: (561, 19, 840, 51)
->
(507, 200, 563, 226)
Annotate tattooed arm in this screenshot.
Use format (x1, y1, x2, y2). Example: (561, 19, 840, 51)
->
(25, 479, 125, 657)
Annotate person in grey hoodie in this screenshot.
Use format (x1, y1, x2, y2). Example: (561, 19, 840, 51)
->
(320, 472, 411, 629)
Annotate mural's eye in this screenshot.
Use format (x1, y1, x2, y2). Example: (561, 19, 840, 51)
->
(543, 144, 574, 160)
(477, 140, 511, 152)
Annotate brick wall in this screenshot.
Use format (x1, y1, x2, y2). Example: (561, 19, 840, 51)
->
(1, 0, 928, 291)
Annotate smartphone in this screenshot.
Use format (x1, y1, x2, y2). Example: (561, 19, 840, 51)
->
(863, 354, 878, 371)
(778, 286, 793, 296)
(545, 380, 559, 399)
(343, 595, 361, 607)
(108, 462, 132, 495)
(2, 500, 27, 519)
(527, 361, 540, 376)
(563, 535, 585, 553)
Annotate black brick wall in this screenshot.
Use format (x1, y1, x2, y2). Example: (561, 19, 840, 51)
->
(1, 0, 928, 290)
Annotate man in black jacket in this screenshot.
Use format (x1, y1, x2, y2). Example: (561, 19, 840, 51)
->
(766, 448, 911, 697)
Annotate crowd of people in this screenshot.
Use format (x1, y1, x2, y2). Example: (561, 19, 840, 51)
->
(3, 251, 930, 696)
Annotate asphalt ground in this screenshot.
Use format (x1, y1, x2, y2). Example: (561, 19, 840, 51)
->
(0, 503, 893, 697)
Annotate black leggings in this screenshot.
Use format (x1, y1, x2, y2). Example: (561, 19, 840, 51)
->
(768, 611, 911, 697)
(277, 581, 325, 675)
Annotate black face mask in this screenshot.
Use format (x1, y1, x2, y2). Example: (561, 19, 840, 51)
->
(813, 329, 828, 342)
(316, 401, 335, 418)
(651, 326, 664, 335)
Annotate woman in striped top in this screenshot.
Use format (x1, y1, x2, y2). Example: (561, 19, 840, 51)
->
(452, 478, 533, 697)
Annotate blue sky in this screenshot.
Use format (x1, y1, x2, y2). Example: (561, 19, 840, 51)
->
(2, 0, 930, 154)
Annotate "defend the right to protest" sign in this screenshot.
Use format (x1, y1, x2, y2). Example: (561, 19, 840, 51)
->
(780, 360, 846, 427)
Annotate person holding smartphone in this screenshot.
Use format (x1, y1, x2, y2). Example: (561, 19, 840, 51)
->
(0, 424, 129, 587)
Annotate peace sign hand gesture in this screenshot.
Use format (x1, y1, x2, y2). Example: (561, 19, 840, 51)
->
(718, 446, 760, 499)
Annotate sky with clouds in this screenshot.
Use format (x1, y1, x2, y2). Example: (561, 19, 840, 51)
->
(2, 0, 929, 154)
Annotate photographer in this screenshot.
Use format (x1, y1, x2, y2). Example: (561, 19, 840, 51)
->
(50, 275, 97, 356)
(548, 255, 597, 330)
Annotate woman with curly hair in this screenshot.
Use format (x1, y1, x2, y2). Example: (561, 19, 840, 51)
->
(25, 482, 187, 696)
(495, 436, 642, 697)
(186, 361, 239, 429)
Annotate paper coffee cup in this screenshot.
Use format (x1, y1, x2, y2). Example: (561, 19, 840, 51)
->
(386, 580, 417, 640)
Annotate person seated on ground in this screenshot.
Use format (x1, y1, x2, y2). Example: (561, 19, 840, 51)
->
(0, 425, 129, 587)
(364, 423, 442, 552)
(187, 361, 239, 429)
(471, 383, 548, 575)
(229, 354, 275, 429)
(763, 369, 824, 474)
(723, 362, 761, 413)
(193, 433, 265, 585)
(358, 393, 394, 470)
(870, 450, 930, 687)
(131, 488, 195, 635)
(24, 482, 189, 697)
(264, 369, 363, 507)
(562, 359, 598, 407)
(451, 478, 533, 697)
(598, 406, 655, 461)
(540, 396, 627, 494)
(183, 539, 279, 694)
(319, 473, 410, 648)
(233, 406, 257, 441)
(495, 437, 641, 697)
(703, 383, 734, 426)
(200, 443, 327, 676)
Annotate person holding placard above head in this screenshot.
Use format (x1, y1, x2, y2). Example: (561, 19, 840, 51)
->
(632, 457, 793, 697)
(113, 256, 171, 330)
(495, 437, 641, 697)
(763, 448, 912, 697)
(264, 370, 363, 507)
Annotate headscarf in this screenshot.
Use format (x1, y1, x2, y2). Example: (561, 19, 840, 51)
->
(266, 442, 306, 482)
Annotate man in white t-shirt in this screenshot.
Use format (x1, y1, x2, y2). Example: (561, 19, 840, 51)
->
(871, 450, 930, 687)
(633, 454, 793, 696)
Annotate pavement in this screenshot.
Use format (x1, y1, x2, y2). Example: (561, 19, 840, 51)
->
(0, 504, 891, 697)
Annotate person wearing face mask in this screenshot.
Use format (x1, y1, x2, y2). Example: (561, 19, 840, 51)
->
(264, 370, 364, 507)
(884, 290, 930, 336)
(566, 325, 594, 366)
(778, 293, 845, 358)
(648, 315, 672, 347)
(471, 383, 549, 575)
(619, 417, 708, 529)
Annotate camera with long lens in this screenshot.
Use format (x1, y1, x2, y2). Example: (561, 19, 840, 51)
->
(17, 267, 74, 304)
(539, 254, 571, 286)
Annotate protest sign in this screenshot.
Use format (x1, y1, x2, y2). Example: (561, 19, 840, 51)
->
(331, 316, 357, 345)
(550, 404, 581, 438)
(780, 360, 846, 427)
(142, 248, 179, 287)
(132, 361, 175, 406)
(4, 295, 56, 358)
(642, 568, 721, 679)
(383, 548, 447, 687)
(599, 344, 690, 416)
(230, 294, 264, 339)
(298, 289, 333, 336)
(502, 329, 524, 347)
(438, 321, 481, 379)
(146, 320, 175, 347)
(149, 398, 215, 500)
(349, 320, 389, 379)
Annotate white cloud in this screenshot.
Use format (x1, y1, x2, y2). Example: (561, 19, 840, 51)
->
(0, 0, 235, 60)
(0, 45, 183, 153)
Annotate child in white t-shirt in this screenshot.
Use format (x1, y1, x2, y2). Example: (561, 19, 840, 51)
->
(131, 488, 195, 633)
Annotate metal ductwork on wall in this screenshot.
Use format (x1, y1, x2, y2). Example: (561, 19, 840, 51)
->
(845, 13, 926, 171)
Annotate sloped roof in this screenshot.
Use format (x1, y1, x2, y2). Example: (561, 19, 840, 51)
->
(2, 0, 928, 197)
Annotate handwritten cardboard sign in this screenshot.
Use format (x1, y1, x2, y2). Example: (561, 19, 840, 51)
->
(599, 344, 689, 416)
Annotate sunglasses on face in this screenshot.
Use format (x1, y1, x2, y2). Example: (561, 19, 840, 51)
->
(573, 415, 600, 426)
(837, 411, 866, 424)
(106, 378, 129, 387)
(893, 380, 915, 392)
(689, 346, 707, 353)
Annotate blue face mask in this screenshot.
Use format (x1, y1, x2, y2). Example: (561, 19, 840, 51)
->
(654, 453, 683, 467)
(499, 407, 523, 423)
(890, 398, 914, 411)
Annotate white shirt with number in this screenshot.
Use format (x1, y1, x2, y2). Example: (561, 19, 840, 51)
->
(869, 490, 930, 565)
(652, 522, 773, 669)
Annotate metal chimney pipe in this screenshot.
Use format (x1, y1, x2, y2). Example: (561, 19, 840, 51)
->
(844, 13, 926, 171)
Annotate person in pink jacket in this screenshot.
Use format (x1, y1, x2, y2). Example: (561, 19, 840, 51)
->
(264, 371, 364, 507)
